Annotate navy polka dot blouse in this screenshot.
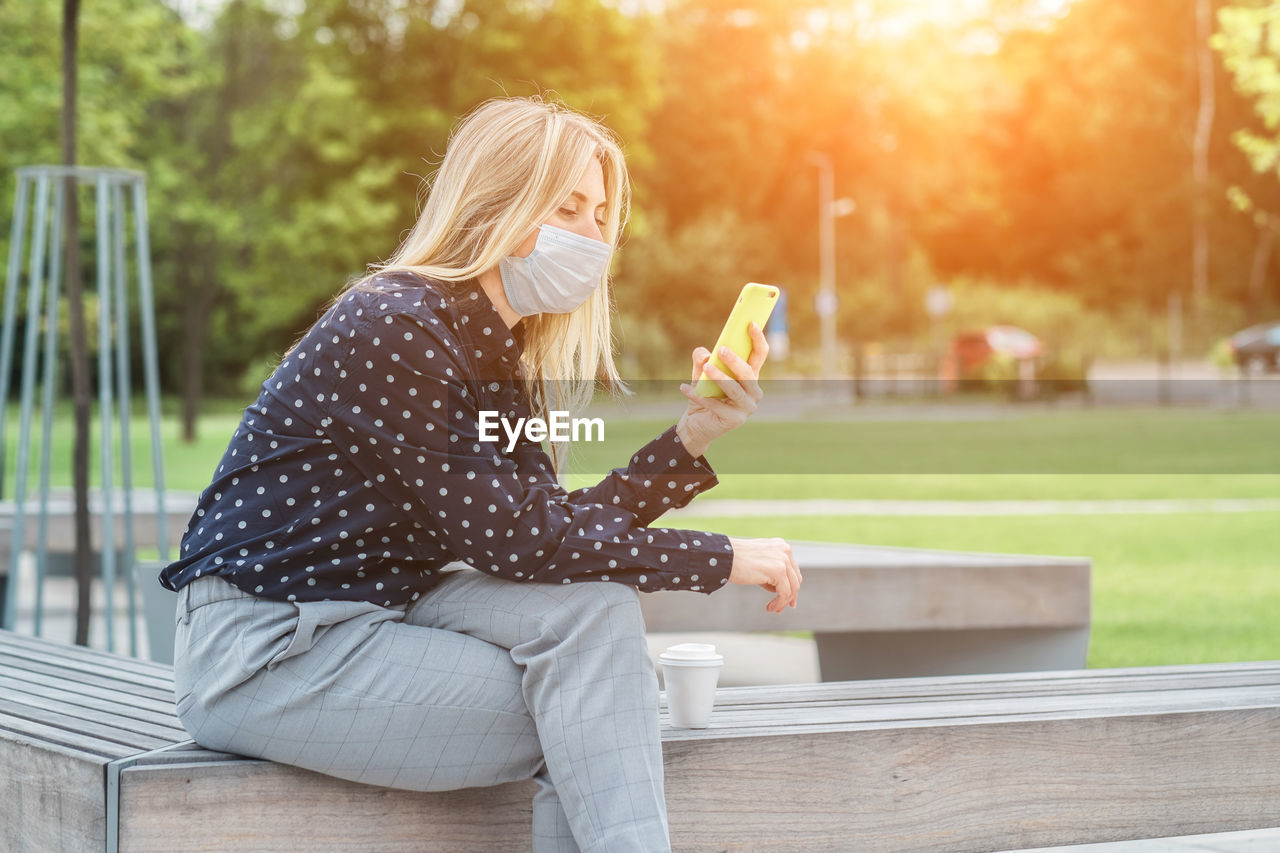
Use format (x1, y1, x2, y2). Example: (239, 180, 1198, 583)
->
(158, 272, 734, 606)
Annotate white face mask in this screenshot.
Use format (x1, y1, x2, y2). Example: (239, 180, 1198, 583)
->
(499, 224, 612, 316)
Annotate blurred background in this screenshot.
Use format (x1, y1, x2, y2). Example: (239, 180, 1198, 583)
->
(2, 0, 1278, 668)
(5, 0, 1280, 428)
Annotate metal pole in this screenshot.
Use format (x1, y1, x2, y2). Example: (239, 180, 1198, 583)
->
(810, 152, 838, 380)
(95, 174, 118, 653)
(34, 178, 66, 637)
(132, 179, 168, 562)
(112, 181, 138, 656)
(1, 176, 32, 504)
(7, 174, 52, 632)
(1, 175, 32, 628)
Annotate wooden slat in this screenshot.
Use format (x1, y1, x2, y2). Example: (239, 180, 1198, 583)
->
(0, 670, 181, 720)
(0, 653, 176, 703)
(0, 723, 116, 764)
(0, 635, 176, 688)
(661, 687, 1280, 741)
(686, 662, 1280, 714)
(0, 646, 176, 696)
(0, 629, 177, 679)
(0, 697, 177, 753)
(0, 680, 186, 741)
(0, 716, 145, 761)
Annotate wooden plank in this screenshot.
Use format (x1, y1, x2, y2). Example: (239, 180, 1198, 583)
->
(0, 730, 108, 853)
(115, 705, 1280, 852)
(641, 541, 1090, 632)
(660, 707, 1280, 852)
(0, 647, 176, 696)
(0, 697, 177, 753)
(0, 723, 115, 764)
(0, 670, 180, 720)
(1, 681, 186, 741)
(670, 682, 1280, 723)
(697, 675, 1280, 714)
(0, 628, 177, 680)
(0, 716, 144, 760)
(698, 662, 1280, 709)
(0, 653, 176, 703)
(0, 635, 176, 689)
(118, 761, 538, 853)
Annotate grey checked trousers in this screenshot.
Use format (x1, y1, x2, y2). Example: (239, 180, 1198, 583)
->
(172, 567, 671, 852)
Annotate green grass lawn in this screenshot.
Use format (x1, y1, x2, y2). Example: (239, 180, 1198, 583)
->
(6, 401, 1279, 496)
(5, 401, 1277, 668)
(560, 409, 1280, 476)
(662, 512, 1280, 670)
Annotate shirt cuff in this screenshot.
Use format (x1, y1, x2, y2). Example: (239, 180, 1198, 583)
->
(675, 530, 734, 593)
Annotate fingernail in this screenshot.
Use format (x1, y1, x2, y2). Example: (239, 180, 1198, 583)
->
(719, 346, 730, 356)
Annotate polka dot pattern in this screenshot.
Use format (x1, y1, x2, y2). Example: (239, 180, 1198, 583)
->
(157, 273, 735, 604)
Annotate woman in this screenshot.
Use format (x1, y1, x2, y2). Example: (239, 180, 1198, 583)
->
(160, 96, 801, 853)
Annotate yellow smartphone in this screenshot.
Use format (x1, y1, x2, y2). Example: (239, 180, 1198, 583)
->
(693, 282, 780, 398)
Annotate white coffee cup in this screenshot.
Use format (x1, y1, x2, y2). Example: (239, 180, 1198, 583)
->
(659, 643, 724, 728)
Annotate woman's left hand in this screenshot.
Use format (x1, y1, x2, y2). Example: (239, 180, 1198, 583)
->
(675, 321, 769, 458)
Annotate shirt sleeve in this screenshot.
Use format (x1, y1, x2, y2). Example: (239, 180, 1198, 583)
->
(577, 427, 723, 526)
(512, 423, 722, 528)
(323, 311, 734, 594)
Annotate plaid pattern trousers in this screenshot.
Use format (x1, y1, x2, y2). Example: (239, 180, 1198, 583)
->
(173, 566, 670, 853)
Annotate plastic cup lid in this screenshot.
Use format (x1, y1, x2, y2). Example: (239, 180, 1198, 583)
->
(659, 642, 723, 662)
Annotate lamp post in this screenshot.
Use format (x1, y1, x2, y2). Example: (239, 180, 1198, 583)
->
(806, 151, 855, 381)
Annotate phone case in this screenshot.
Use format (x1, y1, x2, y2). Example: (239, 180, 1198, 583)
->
(694, 283, 780, 398)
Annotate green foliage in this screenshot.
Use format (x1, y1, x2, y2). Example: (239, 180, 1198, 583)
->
(1216, 3, 1280, 176)
(3, 0, 1280, 416)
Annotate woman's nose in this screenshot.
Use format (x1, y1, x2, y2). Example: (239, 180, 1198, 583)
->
(574, 219, 605, 244)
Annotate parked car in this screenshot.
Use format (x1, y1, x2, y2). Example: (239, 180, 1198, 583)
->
(1228, 321, 1280, 374)
(949, 325, 1043, 377)
(939, 325, 1049, 398)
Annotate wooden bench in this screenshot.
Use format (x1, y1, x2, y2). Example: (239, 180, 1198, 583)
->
(641, 540, 1092, 680)
(5, 628, 1278, 852)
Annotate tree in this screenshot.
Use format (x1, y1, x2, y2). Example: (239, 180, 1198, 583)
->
(1216, 0, 1280, 318)
(62, 0, 93, 646)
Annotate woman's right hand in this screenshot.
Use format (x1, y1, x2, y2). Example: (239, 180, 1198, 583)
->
(727, 537, 802, 613)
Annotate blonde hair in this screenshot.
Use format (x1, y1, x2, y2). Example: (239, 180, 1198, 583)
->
(359, 96, 632, 475)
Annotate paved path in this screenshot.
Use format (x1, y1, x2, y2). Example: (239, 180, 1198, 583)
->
(668, 497, 1280, 518)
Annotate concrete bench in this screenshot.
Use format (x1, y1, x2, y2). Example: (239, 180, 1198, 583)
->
(4, 628, 1278, 852)
(641, 540, 1092, 680)
(5, 533, 1089, 679)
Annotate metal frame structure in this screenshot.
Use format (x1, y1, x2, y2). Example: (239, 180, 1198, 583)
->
(1, 165, 169, 655)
